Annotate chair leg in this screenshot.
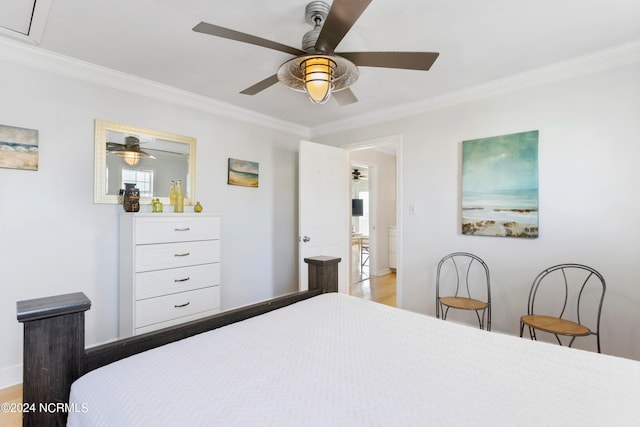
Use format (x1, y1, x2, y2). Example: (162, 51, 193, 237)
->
(519, 320, 524, 337)
(552, 334, 564, 346)
(473, 310, 482, 330)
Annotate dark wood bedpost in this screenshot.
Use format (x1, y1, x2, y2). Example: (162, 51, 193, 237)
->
(305, 256, 341, 293)
(17, 292, 91, 427)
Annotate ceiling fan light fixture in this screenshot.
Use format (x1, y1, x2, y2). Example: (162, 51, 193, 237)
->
(277, 54, 359, 104)
(124, 151, 141, 166)
(110, 136, 155, 166)
(302, 56, 335, 104)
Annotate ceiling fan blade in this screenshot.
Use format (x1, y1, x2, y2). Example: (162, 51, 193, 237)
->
(333, 88, 358, 106)
(193, 22, 306, 56)
(339, 52, 440, 71)
(240, 74, 280, 95)
(315, 0, 372, 53)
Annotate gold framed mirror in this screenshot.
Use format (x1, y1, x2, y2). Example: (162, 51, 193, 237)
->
(94, 120, 196, 205)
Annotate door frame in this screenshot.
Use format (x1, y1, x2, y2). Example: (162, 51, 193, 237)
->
(341, 134, 403, 308)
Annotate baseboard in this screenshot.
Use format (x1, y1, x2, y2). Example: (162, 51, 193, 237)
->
(0, 364, 21, 389)
(375, 268, 392, 276)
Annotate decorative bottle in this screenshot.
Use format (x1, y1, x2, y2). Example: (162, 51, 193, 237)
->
(152, 198, 163, 213)
(175, 179, 184, 213)
(194, 201, 203, 213)
(169, 181, 176, 207)
(122, 183, 140, 212)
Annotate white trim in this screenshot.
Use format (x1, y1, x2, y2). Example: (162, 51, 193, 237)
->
(376, 267, 392, 276)
(0, 36, 311, 138)
(0, 364, 22, 389)
(311, 39, 640, 137)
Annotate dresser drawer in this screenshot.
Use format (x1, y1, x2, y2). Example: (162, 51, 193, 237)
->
(135, 308, 220, 335)
(135, 263, 220, 300)
(135, 216, 220, 244)
(135, 240, 220, 272)
(135, 285, 220, 328)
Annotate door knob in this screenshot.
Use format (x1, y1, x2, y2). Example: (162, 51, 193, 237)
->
(301, 235, 311, 242)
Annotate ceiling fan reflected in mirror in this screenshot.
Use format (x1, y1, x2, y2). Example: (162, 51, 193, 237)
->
(192, 0, 439, 105)
(107, 136, 155, 166)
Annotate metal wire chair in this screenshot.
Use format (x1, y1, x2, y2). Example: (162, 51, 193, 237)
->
(519, 263, 606, 353)
(436, 252, 491, 330)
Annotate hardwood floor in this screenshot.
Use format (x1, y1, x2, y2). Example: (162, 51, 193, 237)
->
(350, 271, 397, 307)
(0, 384, 22, 427)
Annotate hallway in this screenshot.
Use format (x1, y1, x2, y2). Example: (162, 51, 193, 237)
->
(350, 232, 396, 307)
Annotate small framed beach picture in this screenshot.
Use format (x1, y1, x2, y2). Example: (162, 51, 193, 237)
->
(227, 158, 259, 188)
(461, 130, 539, 238)
(0, 124, 39, 171)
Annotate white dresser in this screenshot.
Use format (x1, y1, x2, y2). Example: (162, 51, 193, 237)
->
(119, 213, 221, 337)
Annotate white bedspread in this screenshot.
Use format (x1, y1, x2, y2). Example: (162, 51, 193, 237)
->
(68, 293, 640, 426)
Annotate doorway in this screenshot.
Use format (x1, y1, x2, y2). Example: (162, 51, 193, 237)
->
(344, 135, 402, 307)
(351, 164, 370, 282)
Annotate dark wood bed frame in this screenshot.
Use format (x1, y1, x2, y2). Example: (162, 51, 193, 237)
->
(16, 256, 340, 427)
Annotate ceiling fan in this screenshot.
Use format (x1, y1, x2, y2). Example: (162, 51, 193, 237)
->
(352, 168, 368, 180)
(107, 136, 155, 166)
(192, 0, 439, 105)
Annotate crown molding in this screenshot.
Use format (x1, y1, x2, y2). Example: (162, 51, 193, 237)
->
(310, 39, 640, 138)
(2, 35, 639, 141)
(0, 37, 311, 138)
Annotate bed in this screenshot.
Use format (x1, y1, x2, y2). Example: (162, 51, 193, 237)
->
(17, 257, 640, 426)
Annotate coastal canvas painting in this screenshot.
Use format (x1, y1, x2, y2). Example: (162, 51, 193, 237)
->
(0, 124, 39, 171)
(228, 158, 259, 187)
(461, 130, 539, 238)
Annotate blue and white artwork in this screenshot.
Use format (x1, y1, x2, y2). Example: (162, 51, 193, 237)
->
(228, 158, 259, 187)
(0, 124, 39, 171)
(461, 130, 539, 238)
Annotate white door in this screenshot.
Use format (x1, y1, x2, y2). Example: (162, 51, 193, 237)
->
(299, 140, 349, 293)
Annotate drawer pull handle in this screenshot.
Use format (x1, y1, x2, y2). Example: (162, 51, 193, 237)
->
(174, 252, 190, 257)
(174, 277, 191, 283)
(174, 227, 190, 232)
(174, 302, 190, 308)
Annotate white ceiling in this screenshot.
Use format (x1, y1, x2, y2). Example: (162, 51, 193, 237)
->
(11, 0, 640, 129)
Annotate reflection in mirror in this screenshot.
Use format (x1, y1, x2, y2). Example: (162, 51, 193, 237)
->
(94, 120, 196, 205)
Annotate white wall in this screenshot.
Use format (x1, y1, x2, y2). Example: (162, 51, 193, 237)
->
(0, 58, 301, 386)
(317, 62, 640, 360)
